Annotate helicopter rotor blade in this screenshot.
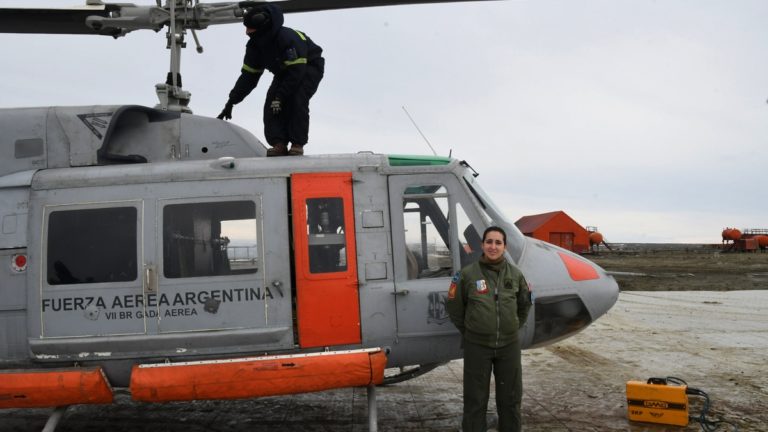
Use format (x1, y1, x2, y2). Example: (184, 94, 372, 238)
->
(0, 0, 500, 36)
(276, 0, 500, 14)
(0, 3, 169, 37)
(0, 7, 114, 35)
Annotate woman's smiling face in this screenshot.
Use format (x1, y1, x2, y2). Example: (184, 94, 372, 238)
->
(482, 230, 505, 261)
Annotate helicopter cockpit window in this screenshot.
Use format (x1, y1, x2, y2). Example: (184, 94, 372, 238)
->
(306, 197, 347, 274)
(403, 185, 453, 279)
(47, 207, 137, 285)
(163, 201, 258, 278)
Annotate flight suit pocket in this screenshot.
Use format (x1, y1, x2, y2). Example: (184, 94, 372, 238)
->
(465, 292, 494, 336)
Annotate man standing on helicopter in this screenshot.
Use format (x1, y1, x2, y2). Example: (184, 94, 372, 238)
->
(217, 4, 324, 157)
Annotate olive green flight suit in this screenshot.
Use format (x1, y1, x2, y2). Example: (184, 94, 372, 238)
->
(447, 259, 532, 432)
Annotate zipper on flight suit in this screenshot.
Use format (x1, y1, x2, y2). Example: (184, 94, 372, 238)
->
(494, 277, 500, 347)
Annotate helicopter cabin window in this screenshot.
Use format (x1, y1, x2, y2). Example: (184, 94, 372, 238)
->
(163, 201, 258, 278)
(403, 185, 454, 279)
(47, 207, 137, 285)
(306, 197, 347, 273)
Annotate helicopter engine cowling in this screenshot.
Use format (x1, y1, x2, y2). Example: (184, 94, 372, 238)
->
(0, 105, 267, 179)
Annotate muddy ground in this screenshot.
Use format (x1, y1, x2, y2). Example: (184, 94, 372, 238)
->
(588, 244, 768, 291)
(4, 290, 764, 432)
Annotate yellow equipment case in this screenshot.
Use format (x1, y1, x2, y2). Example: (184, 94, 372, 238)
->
(626, 379, 689, 426)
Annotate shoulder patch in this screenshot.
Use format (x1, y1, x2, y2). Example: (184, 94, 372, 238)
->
(448, 271, 460, 300)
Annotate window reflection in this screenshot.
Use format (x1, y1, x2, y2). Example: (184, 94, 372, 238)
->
(164, 201, 258, 278)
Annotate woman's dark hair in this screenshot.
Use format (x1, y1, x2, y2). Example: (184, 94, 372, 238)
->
(483, 226, 507, 245)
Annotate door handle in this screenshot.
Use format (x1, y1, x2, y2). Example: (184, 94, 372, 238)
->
(271, 280, 284, 298)
(144, 264, 156, 293)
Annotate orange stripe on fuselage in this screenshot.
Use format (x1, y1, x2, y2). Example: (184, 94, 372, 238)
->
(557, 252, 600, 281)
(0, 367, 113, 408)
(130, 348, 387, 403)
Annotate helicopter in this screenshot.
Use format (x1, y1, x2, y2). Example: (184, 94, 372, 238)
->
(0, 1, 620, 430)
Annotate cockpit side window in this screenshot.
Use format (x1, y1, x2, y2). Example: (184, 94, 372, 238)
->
(47, 207, 137, 285)
(163, 200, 258, 278)
(401, 185, 486, 278)
(402, 186, 453, 279)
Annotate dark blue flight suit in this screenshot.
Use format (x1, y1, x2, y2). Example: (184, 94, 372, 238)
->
(226, 3, 324, 149)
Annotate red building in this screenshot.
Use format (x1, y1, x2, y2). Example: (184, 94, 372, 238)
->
(515, 211, 590, 253)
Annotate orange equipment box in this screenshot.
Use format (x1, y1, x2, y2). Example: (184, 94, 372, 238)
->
(626, 380, 689, 426)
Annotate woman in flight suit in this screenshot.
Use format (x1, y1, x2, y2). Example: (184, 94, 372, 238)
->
(447, 226, 532, 432)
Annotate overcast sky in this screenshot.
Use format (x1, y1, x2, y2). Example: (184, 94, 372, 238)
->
(2, 0, 767, 243)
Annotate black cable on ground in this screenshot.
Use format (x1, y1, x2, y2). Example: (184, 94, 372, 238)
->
(648, 376, 739, 432)
(686, 387, 739, 432)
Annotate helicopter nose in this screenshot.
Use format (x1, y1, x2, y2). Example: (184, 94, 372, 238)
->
(555, 249, 619, 320)
(518, 238, 619, 348)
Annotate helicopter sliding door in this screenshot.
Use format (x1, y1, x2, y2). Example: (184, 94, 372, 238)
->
(388, 174, 486, 365)
(153, 177, 293, 350)
(291, 172, 361, 348)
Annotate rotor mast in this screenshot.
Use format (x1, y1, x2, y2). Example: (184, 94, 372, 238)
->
(155, 0, 193, 113)
(82, 0, 247, 113)
(155, 1, 248, 112)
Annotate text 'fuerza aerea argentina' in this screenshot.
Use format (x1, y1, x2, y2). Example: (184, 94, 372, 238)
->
(41, 287, 276, 313)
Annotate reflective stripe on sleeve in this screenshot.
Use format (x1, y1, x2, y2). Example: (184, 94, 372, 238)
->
(242, 64, 263, 74)
(283, 58, 308, 66)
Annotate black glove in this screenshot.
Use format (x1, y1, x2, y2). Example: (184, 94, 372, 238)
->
(270, 98, 282, 115)
(217, 101, 234, 120)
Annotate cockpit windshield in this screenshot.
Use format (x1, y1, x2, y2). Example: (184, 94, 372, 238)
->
(460, 170, 526, 262)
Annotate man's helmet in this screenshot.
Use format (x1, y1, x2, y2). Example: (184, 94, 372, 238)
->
(243, 7, 271, 32)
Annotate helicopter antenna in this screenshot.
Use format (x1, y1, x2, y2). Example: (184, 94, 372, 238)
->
(402, 106, 437, 156)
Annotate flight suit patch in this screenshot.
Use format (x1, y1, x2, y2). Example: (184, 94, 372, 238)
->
(448, 272, 460, 299)
(475, 279, 488, 294)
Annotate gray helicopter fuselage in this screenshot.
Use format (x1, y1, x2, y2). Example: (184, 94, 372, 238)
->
(0, 106, 618, 388)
